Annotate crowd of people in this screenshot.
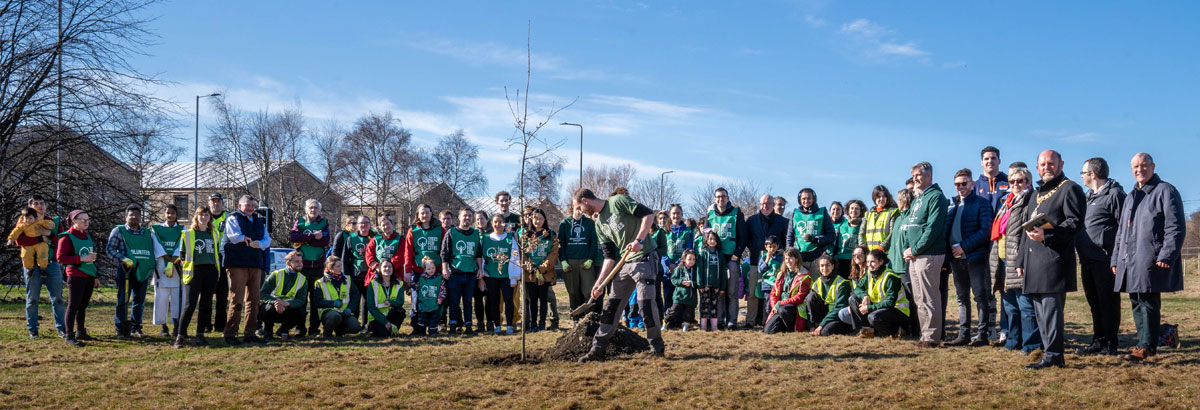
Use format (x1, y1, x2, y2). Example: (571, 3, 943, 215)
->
(9, 147, 1187, 369)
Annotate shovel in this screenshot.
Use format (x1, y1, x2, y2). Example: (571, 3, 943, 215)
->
(570, 249, 633, 319)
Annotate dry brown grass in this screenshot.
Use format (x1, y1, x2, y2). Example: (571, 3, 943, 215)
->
(2, 279, 1199, 409)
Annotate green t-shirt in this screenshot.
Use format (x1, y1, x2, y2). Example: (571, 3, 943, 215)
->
(416, 274, 444, 312)
(192, 230, 217, 265)
(347, 232, 370, 273)
(664, 226, 692, 261)
(482, 234, 514, 278)
(374, 232, 403, 264)
(595, 195, 649, 261)
(524, 231, 554, 267)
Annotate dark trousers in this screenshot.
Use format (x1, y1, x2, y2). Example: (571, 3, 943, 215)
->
(763, 304, 800, 334)
(260, 306, 305, 335)
(65, 276, 95, 334)
(445, 273, 475, 327)
(114, 267, 150, 333)
(944, 257, 995, 339)
(1030, 292, 1066, 361)
(805, 292, 852, 336)
(484, 277, 514, 327)
(368, 310, 406, 337)
(1081, 260, 1121, 349)
(846, 294, 907, 336)
(473, 279, 487, 329)
(416, 310, 440, 330)
(664, 303, 696, 328)
(210, 268, 229, 332)
(321, 310, 362, 336)
(661, 276, 676, 316)
(179, 264, 218, 337)
(300, 266, 323, 335)
(348, 274, 368, 325)
(525, 282, 550, 329)
(1130, 292, 1161, 352)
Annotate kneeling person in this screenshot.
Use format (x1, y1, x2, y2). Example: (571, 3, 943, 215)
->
(764, 248, 812, 334)
(259, 251, 308, 340)
(365, 260, 406, 337)
(313, 256, 361, 337)
(841, 249, 910, 338)
(807, 254, 853, 336)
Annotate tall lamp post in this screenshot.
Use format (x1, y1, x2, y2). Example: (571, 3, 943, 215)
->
(560, 122, 583, 187)
(195, 93, 221, 208)
(659, 170, 674, 210)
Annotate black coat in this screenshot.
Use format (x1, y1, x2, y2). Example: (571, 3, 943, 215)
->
(1017, 173, 1086, 294)
(1112, 174, 1186, 293)
(745, 212, 789, 264)
(1075, 179, 1125, 263)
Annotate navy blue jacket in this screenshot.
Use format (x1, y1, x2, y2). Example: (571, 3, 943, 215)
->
(945, 191, 995, 262)
(976, 172, 1010, 212)
(745, 211, 789, 264)
(222, 211, 268, 270)
(1112, 174, 1186, 293)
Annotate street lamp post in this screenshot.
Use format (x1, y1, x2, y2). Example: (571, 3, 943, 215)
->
(560, 122, 583, 187)
(195, 93, 221, 208)
(659, 170, 675, 210)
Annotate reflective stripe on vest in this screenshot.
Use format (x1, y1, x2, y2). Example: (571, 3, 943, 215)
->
(372, 280, 402, 315)
(864, 208, 898, 250)
(317, 278, 348, 316)
(812, 276, 849, 305)
(867, 270, 910, 316)
(270, 269, 307, 301)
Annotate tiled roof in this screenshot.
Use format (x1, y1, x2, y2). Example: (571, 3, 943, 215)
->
(142, 161, 303, 190)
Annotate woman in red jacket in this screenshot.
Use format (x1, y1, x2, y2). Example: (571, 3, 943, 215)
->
(365, 215, 404, 286)
(56, 210, 100, 346)
(764, 248, 812, 334)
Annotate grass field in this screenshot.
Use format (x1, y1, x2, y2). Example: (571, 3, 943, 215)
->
(2, 267, 1199, 409)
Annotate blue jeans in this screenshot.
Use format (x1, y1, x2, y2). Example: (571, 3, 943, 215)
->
(114, 267, 151, 332)
(445, 273, 475, 327)
(1001, 289, 1041, 352)
(24, 263, 66, 334)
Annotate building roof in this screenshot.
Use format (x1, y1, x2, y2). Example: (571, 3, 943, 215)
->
(143, 161, 314, 190)
(339, 181, 457, 207)
(462, 196, 562, 220)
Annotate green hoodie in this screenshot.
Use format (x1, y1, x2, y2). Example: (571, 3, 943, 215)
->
(557, 215, 601, 266)
(903, 183, 949, 256)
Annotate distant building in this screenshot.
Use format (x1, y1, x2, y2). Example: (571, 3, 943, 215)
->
(339, 181, 466, 227)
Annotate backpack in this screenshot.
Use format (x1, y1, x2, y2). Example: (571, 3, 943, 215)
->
(1158, 323, 1180, 349)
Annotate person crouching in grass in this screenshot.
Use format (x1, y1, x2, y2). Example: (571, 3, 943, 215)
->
(259, 251, 308, 341)
(365, 259, 406, 337)
(807, 254, 853, 336)
(842, 249, 911, 339)
(312, 256, 362, 337)
(665, 249, 699, 331)
(764, 248, 812, 334)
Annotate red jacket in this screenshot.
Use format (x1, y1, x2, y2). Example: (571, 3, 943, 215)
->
(768, 269, 812, 331)
(364, 231, 403, 285)
(401, 224, 443, 277)
(55, 228, 94, 278)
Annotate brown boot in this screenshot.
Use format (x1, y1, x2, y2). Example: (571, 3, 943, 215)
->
(1120, 347, 1154, 363)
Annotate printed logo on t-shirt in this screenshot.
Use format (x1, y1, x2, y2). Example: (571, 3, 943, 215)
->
(455, 240, 476, 255)
(713, 222, 733, 239)
(416, 236, 438, 252)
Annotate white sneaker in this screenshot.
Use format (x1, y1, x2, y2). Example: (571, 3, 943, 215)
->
(505, 326, 515, 335)
(997, 332, 1008, 345)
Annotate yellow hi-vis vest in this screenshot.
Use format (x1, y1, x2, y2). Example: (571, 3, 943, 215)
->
(812, 275, 850, 305)
(269, 269, 307, 301)
(372, 280, 402, 316)
(181, 229, 221, 285)
(863, 208, 899, 251)
(317, 277, 349, 316)
(867, 270, 910, 316)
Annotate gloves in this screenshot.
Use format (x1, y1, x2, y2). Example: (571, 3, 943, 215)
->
(122, 258, 134, 269)
(583, 260, 593, 270)
(334, 299, 342, 308)
(163, 262, 175, 278)
(804, 234, 817, 243)
(561, 261, 570, 271)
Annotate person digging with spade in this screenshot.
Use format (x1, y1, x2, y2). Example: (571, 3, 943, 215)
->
(575, 188, 666, 362)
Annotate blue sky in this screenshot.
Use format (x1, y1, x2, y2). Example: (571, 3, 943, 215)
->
(138, 0, 1199, 212)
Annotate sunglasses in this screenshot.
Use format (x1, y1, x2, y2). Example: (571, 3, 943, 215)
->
(954, 182, 971, 187)
(1010, 179, 1026, 184)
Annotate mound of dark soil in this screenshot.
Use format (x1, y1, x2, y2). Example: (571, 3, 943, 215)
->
(541, 312, 649, 361)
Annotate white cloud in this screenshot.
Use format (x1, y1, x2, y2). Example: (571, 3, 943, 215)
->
(804, 15, 828, 28)
(406, 36, 645, 83)
(1059, 132, 1100, 143)
(587, 95, 707, 119)
(841, 19, 891, 38)
(875, 41, 929, 57)
(738, 47, 765, 56)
